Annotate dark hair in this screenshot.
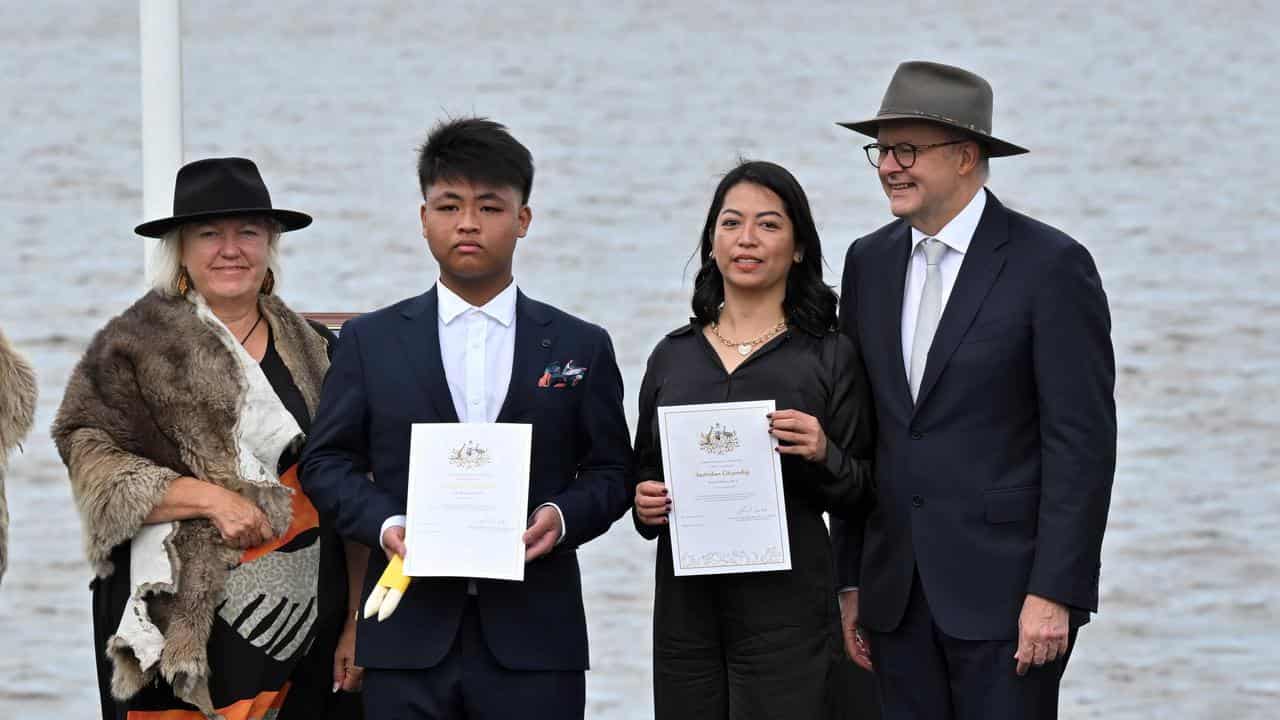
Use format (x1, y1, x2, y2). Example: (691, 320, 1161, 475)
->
(417, 117, 534, 203)
(691, 160, 837, 336)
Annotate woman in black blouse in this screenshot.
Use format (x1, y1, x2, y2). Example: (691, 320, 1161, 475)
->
(633, 160, 875, 719)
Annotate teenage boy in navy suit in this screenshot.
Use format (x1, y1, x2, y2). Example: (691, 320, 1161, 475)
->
(301, 118, 633, 719)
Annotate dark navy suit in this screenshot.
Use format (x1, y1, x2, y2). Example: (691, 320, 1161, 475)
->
(300, 287, 632, 717)
(832, 190, 1116, 718)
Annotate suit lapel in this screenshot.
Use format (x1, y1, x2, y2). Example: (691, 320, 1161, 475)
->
(913, 190, 1009, 413)
(497, 291, 555, 422)
(869, 222, 915, 415)
(396, 287, 459, 422)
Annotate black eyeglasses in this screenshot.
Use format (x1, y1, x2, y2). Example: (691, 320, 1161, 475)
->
(862, 140, 968, 169)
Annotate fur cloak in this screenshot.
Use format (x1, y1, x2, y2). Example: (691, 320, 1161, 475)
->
(51, 290, 330, 716)
(0, 326, 38, 588)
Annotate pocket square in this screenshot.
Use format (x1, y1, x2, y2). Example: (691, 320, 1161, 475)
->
(538, 359, 587, 388)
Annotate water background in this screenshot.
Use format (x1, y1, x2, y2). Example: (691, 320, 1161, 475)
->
(1, 1, 1277, 717)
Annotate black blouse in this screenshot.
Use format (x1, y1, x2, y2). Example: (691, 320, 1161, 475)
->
(633, 323, 875, 542)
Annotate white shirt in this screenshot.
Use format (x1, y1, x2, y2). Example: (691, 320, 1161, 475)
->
(900, 188, 987, 373)
(437, 279, 518, 423)
(381, 280, 564, 564)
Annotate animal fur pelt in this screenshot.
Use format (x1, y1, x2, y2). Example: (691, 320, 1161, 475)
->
(0, 326, 38, 588)
(51, 290, 329, 715)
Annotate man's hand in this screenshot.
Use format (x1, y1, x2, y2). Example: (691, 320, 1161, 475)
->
(1015, 593, 1070, 676)
(207, 485, 274, 549)
(840, 589, 873, 672)
(634, 480, 670, 525)
(381, 524, 407, 563)
(523, 506, 562, 562)
(768, 410, 828, 463)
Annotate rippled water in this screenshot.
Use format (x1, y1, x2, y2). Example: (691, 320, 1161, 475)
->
(1, 2, 1277, 717)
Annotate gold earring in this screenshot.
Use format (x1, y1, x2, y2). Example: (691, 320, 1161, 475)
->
(260, 268, 275, 295)
(176, 268, 190, 295)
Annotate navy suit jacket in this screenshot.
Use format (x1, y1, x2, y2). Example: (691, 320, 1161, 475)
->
(832, 190, 1117, 641)
(299, 287, 633, 671)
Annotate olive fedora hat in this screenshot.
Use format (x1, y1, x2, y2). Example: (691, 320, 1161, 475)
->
(135, 157, 313, 238)
(838, 60, 1028, 157)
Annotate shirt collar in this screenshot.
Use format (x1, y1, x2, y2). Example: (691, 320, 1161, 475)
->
(910, 187, 987, 256)
(437, 279, 518, 327)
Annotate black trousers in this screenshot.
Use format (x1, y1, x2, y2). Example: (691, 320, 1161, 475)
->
(829, 656, 883, 720)
(362, 598, 585, 720)
(653, 570, 837, 719)
(868, 573, 1077, 720)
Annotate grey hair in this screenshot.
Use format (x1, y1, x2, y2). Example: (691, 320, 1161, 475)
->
(949, 137, 990, 182)
(148, 218, 284, 297)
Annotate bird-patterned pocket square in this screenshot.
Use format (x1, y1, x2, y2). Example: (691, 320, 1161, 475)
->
(537, 360, 587, 388)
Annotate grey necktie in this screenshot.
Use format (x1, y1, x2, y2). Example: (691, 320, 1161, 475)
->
(909, 238, 947, 402)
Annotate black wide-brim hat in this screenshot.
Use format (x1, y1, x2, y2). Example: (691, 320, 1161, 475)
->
(838, 61, 1029, 158)
(135, 156, 313, 238)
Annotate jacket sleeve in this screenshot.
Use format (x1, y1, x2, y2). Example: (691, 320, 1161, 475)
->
(300, 320, 406, 550)
(1026, 241, 1117, 612)
(812, 333, 874, 519)
(544, 326, 634, 550)
(630, 344, 664, 541)
(830, 240, 870, 589)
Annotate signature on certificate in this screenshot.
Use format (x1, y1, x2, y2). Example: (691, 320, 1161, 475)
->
(733, 504, 773, 520)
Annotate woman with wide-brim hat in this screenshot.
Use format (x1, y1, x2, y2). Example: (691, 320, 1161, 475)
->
(53, 157, 364, 720)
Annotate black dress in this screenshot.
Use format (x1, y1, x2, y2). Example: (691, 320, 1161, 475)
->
(633, 323, 875, 719)
(92, 323, 362, 719)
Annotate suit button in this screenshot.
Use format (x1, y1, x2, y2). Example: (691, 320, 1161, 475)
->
(911, 495, 924, 508)
(911, 431, 923, 440)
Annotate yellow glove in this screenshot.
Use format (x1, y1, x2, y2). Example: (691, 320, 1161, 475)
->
(362, 554, 411, 622)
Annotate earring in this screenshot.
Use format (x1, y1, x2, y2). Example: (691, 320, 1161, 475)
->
(176, 268, 190, 295)
(794, 253, 803, 263)
(260, 268, 275, 295)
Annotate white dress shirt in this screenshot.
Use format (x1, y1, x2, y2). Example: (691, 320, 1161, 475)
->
(381, 280, 564, 570)
(900, 188, 987, 373)
(437, 278, 518, 424)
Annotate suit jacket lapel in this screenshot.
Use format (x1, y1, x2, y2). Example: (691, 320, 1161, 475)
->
(913, 189, 1009, 413)
(870, 221, 915, 415)
(497, 291, 555, 422)
(397, 287, 459, 422)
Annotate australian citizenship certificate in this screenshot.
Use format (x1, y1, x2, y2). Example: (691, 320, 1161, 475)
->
(403, 423, 531, 581)
(657, 400, 790, 576)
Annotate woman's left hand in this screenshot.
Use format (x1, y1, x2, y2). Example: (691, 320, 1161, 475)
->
(332, 618, 363, 693)
(768, 409, 828, 463)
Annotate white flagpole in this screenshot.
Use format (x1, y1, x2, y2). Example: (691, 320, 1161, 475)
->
(139, 0, 183, 278)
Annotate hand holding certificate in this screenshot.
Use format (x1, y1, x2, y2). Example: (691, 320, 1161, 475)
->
(657, 400, 791, 576)
(403, 423, 531, 581)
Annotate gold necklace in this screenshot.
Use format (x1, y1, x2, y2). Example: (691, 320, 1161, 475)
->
(710, 319, 787, 357)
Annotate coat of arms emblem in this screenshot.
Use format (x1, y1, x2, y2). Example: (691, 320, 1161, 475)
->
(448, 440, 490, 469)
(698, 422, 739, 455)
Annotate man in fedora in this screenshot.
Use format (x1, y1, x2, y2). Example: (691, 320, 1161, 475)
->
(830, 61, 1117, 718)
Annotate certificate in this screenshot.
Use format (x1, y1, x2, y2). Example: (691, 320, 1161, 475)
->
(403, 423, 531, 581)
(657, 400, 790, 576)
